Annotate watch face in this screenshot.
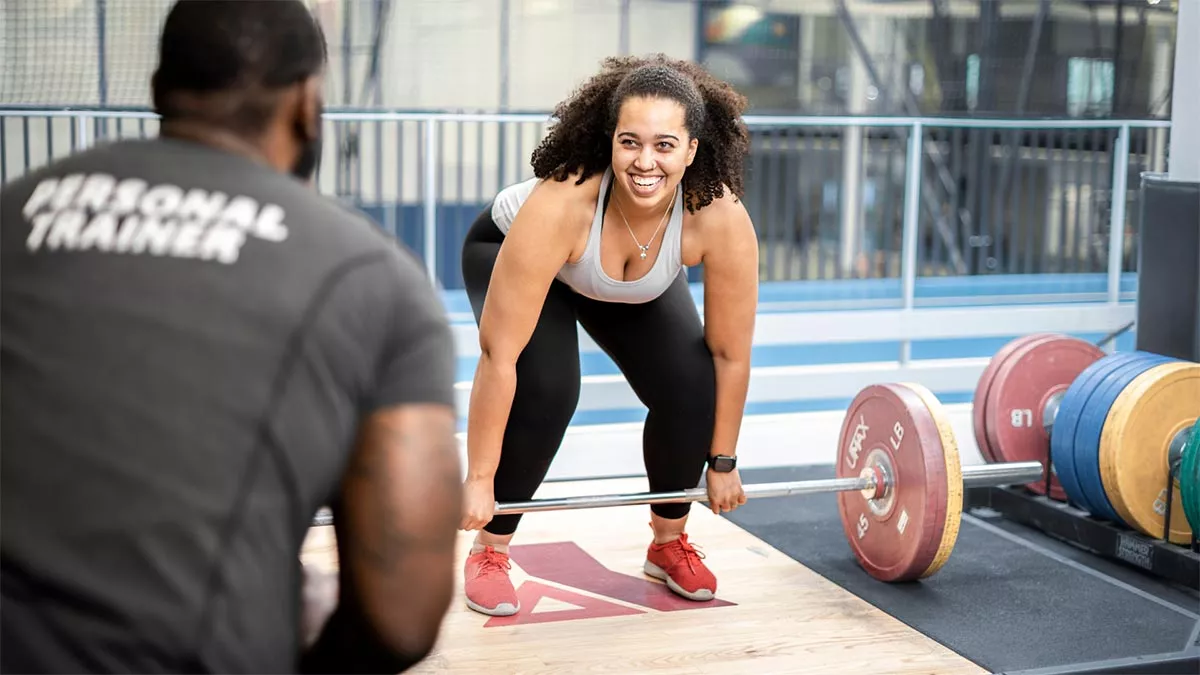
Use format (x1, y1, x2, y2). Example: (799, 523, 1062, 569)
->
(712, 456, 735, 472)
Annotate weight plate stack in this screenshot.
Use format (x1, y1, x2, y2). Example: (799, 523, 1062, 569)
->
(1100, 362, 1200, 545)
(1051, 351, 1150, 513)
(1072, 351, 1177, 524)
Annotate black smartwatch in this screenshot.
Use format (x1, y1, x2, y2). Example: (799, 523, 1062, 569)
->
(706, 454, 737, 473)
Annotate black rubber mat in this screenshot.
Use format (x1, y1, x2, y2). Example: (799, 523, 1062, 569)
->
(724, 465, 1200, 673)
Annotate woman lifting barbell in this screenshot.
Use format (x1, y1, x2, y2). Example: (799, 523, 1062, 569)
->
(458, 53, 759, 616)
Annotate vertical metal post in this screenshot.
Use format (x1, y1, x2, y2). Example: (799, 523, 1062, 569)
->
(423, 120, 439, 287)
(840, 14, 871, 279)
(1107, 124, 1130, 309)
(96, 0, 109, 106)
(899, 122, 924, 364)
(75, 115, 92, 152)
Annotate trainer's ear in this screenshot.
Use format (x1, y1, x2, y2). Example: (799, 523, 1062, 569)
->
(295, 75, 324, 143)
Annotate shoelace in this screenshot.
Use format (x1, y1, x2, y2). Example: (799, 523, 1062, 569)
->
(474, 549, 512, 578)
(665, 536, 706, 575)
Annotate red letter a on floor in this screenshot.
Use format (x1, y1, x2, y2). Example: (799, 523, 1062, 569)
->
(483, 580, 645, 627)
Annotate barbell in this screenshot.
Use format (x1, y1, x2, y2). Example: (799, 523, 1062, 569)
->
(470, 461, 1040, 515)
(313, 380, 1047, 584)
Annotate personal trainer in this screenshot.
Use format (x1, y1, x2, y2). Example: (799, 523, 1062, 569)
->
(0, 1, 461, 672)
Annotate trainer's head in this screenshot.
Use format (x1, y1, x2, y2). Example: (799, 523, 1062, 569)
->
(151, 0, 328, 181)
(530, 54, 750, 214)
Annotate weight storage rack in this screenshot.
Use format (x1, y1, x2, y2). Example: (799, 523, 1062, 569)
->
(963, 483, 1199, 591)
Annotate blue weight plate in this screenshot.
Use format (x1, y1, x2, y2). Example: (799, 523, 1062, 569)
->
(1051, 351, 1147, 512)
(1073, 351, 1177, 524)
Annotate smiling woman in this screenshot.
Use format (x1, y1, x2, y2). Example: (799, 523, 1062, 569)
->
(456, 53, 759, 619)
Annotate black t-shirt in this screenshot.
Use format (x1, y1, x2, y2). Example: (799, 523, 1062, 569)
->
(0, 137, 456, 673)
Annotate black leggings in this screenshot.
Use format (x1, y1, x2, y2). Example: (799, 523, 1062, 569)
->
(461, 206, 717, 535)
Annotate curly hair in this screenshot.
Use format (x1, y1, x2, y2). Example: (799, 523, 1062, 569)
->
(529, 54, 750, 213)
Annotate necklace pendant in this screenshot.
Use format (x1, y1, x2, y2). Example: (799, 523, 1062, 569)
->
(638, 245, 649, 259)
(640, 251, 647, 259)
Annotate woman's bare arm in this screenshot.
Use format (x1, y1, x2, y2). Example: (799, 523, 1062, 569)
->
(697, 195, 759, 462)
(466, 178, 588, 480)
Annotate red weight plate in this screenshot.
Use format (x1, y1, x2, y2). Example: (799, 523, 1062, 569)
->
(837, 383, 950, 582)
(985, 334, 1105, 500)
(972, 334, 1060, 463)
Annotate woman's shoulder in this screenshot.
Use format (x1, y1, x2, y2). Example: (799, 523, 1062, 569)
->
(682, 184, 756, 263)
(495, 167, 605, 246)
(533, 167, 604, 204)
(685, 183, 749, 228)
(494, 168, 601, 226)
(527, 167, 605, 223)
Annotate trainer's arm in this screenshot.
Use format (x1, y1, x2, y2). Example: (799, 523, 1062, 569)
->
(700, 195, 759, 460)
(301, 250, 461, 674)
(466, 181, 581, 480)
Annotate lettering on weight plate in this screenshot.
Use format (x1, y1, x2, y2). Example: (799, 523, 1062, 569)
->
(21, 173, 290, 265)
(1011, 409, 1033, 428)
(889, 421, 905, 451)
(846, 415, 868, 469)
(856, 513, 869, 540)
(1152, 488, 1168, 517)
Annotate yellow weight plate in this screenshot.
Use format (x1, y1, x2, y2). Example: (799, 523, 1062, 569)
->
(901, 382, 963, 578)
(1099, 361, 1200, 544)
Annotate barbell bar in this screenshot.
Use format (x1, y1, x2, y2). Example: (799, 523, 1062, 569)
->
(310, 460, 1040, 527)
(486, 460, 1043, 515)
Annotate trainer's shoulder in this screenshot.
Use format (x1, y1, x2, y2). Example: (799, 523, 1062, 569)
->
(0, 141, 134, 223)
(304, 196, 420, 269)
(0, 142, 111, 197)
(284, 186, 391, 243)
(289, 190, 430, 279)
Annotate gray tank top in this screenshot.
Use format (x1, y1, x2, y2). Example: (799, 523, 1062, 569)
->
(490, 167, 684, 304)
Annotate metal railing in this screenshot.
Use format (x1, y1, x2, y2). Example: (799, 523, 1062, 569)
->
(0, 108, 1171, 309)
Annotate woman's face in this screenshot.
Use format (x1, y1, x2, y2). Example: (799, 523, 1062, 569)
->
(610, 95, 697, 210)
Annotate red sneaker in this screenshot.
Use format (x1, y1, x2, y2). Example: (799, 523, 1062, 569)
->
(643, 533, 717, 601)
(463, 546, 519, 616)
